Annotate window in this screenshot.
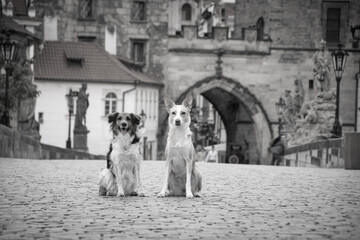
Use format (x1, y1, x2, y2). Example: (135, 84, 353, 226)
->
(181, 3, 192, 21)
(79, 0, 94, 19)
(131, 40, 146, 63)
(322, 1, 349, 46)
(105, 92, 117, 115)
(326, 8, 341, 43)
(38, 112, 44, 124)
(132, 1, 146, 21)
(67, 59, 83, 67)
(77, 36, 96, 42)
(221, 8, 226, 23)
(309, 79, 314, 90)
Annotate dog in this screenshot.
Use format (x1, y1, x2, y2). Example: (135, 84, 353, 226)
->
(99, 112, 145, 197)
(158, 93, 202, 198)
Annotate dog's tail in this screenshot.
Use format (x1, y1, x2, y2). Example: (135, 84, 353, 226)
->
(106, 143, 113, 169)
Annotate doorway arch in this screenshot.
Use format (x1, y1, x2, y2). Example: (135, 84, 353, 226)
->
(160, 75, 273, 164)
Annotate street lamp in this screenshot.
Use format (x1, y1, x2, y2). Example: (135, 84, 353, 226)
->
(0, 33, 16, 127)
(355, 71, 360, 132)
(275, 97, 286, 136)
(65, 89, 75, 148)
(331, 43, 349, 138)
(139, 109, 147, 128)
(139, 109, 147, 159)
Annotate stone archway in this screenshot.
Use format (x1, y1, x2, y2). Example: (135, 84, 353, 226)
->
(159, 75, 273, 164)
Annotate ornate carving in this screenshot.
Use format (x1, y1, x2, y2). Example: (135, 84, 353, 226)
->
(282, 90, 295, 129)
(313, 39, 332, 93)
(75, 83, 89, 130)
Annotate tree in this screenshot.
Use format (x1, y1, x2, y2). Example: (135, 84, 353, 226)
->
(0, 62, 40, 118)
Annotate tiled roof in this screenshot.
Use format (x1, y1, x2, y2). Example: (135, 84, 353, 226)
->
(34, 41, 163, 86)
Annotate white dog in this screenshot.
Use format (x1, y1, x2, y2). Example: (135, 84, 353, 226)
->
(99, 112, 145, 197)
(158, 93, 202, 198)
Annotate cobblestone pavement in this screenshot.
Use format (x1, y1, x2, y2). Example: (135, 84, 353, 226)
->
(1, 158, 360, 239)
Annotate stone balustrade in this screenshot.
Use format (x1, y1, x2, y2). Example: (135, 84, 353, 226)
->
(0, 125, 104, 160)
(284, 138, 344, 168)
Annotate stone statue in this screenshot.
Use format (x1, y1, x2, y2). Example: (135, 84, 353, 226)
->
(75, 83, 89, 129)
(293, 79, 304, 115)
(18, 97, 41, 140)
(313, 39, 332, 93)
(282, 90, 295, 128)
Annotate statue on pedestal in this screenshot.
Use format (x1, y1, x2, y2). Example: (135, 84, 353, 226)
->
(313, 39, 332, 93)
(18, 97, 41, 140)
(75, 83, 89, 130)
(293, 79, 304, 116)
(282, 90, 295, 129)
(73, 83, 90, 152)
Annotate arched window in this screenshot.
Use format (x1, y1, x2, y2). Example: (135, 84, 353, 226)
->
(181, 3, 192, 21)
(256, 17, 265, 41)
(105, 92, 117, 115)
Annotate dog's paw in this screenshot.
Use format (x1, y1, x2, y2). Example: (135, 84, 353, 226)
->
(186, 192, 194, 198)
(116, 192, 125, 197)
(194, 192, 201, 198)
(138, 192, 145, 197)
(157, 192, 166, 197)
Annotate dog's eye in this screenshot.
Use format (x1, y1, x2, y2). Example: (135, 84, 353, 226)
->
(126, 117, 131, 121)
(181, 112, 186, 115)
(117, 117, 122, 121)
(171, 112, 176, 115)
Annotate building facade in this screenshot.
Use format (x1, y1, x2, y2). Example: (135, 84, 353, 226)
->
(28, 0, 360, 163)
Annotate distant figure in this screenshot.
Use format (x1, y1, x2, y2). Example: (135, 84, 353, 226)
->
(75, 83, 89, 129)
(313, 39, 332, 93)
(205, 145, 218, 163)
(269, 135, 287, 166)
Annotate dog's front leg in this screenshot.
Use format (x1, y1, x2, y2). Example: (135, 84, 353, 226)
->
(113, 164, 125, 197)
(135, 164, 145, 197)
(185, 160, 194, 198)
(158, 162, 171, 197)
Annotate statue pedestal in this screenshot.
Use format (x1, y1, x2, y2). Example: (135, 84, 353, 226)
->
(73, 127, 89, 152)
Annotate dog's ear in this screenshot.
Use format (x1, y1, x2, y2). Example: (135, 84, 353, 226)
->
(164, 94, 175, 112)
(130, 113, 141, 125)
(182, 93, 193, 110)
(107, 112, 119, 123)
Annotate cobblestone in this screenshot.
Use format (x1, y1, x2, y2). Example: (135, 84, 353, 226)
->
(1, 158, 360, 239)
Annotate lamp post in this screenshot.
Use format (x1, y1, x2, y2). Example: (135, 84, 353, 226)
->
(139, 109, 147, 158)
(140, 109, 147, 128)
(275, 97, 286, 136)
(331, 43, 348, 138)
(355, 71, 360, 132)
(0, 33, 16, 127)
(65, 89, 75, 148)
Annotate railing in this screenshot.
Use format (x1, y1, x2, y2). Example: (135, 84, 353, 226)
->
(283, 138, 344, 168)
(0, 124, 104, 160)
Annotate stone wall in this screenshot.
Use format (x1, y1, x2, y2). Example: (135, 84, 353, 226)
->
(235, 0, 360, 49)
(0, 125, 104, 160)
(0, 125, 42, 159)
(284, 138, 344, 168)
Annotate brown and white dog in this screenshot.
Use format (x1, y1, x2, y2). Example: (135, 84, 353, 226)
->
(99, 112, 145, 197)
(158, 93, 202, 198)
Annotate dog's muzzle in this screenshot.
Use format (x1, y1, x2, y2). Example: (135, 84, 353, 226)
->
(120, 122, 128, 131)
(175, 119, 181, 126)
